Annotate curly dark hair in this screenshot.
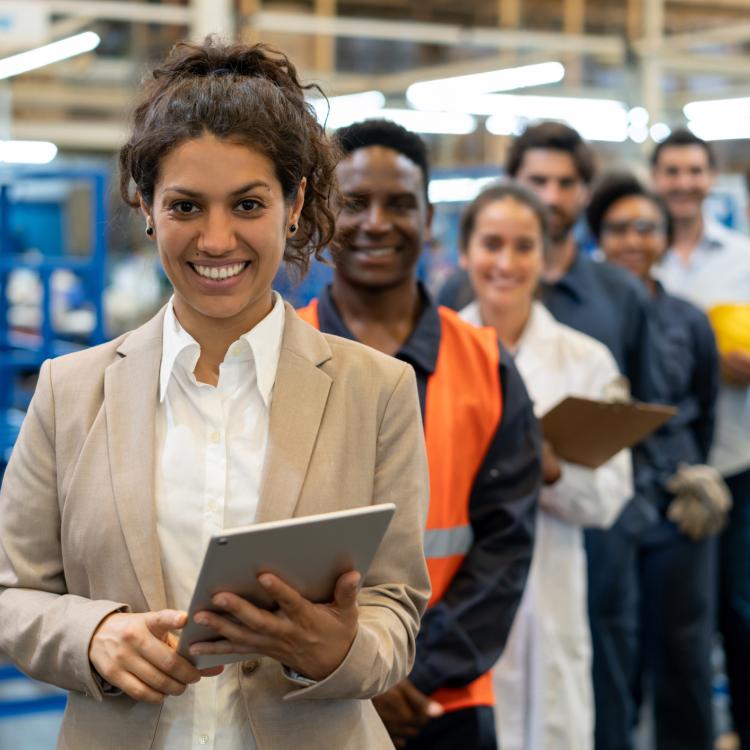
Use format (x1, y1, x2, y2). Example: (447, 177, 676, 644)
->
(586, 171, 674, 246)
(119, 37, 339, 277)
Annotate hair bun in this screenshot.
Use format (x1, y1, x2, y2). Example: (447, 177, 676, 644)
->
(152, 36, 299, 94)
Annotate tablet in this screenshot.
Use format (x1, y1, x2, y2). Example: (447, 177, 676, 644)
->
(177, 503, 396, 668)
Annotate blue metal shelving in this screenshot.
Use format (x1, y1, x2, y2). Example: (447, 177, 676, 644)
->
(0, 166, 109, 462)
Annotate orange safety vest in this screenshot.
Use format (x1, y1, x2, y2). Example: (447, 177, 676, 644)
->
(297, 299, 502, 712)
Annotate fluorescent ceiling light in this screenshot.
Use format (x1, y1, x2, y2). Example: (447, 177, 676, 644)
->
(375, 109, 477, 135)
(441, 92, 627, 119)
(628, 124, 649, 144)
(487, 114, 627, 143)
(309, 94, 476, 133)
(649, 123, 671, 143)
(428, 177, 497, 203)
(0, 32, 101, 80)
(309, 91, 385, 129)
(485, 95, 630, 142)
(687, 120, 750, 141)
(483, 113, 526, 138)
(628, 107, 650, 127)
(684, 96, 750, 121)
(0, 141, 58, 164)
(407, 62, 564, 109)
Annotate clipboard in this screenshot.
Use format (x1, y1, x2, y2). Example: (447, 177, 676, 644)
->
(540, 397, 677, 469)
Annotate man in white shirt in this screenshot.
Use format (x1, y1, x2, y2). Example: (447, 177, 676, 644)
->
(651, 128, 750, 749)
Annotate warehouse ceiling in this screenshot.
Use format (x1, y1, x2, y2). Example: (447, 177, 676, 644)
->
(3, 0, 750, 166)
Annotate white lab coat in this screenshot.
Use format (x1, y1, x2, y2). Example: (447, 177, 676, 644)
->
(460, 301, 632, 750)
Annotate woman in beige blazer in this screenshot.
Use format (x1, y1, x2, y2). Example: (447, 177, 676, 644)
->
(0, 38, 430, 750)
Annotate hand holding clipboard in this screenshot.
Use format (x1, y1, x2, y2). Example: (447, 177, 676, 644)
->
(541, 397, 677, 469)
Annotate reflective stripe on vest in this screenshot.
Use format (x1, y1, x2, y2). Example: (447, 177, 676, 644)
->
(297, 300, 502, 713)
(424, 525, 473, 558)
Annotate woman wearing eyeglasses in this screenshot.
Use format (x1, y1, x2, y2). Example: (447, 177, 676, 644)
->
(586, 172, 726, 750)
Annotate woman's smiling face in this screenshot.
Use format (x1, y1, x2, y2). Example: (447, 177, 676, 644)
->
(460, 196, 545, 313)
(598, 194, 667, 283)
(145, 133, 302, 335)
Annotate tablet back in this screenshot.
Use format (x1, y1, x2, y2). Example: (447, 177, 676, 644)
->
(178, 503, 396, 667)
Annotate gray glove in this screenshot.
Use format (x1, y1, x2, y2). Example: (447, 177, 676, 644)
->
(666, 463, 732, 541)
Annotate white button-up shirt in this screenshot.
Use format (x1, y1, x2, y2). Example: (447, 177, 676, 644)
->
(655, 218, 750, 476)
(151, 294, 285, 750)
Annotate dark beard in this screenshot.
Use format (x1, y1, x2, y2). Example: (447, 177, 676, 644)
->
(549, 218, 576, 244)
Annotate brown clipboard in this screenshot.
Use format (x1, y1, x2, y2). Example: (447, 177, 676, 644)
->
(540, 397, 677, 469)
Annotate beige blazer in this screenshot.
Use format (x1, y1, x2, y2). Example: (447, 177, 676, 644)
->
(0, 303, 430, 750)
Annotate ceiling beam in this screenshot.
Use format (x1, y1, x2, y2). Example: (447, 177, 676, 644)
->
(10, 81, 129, 109)
(46, 0, 190, 26)
(657, 52, 750, 75)
(11, 119, 127, 150)
(249, 11, 625, 58)
(635, 20, 750, 51)
(667, 0, 750, 7)
(0, 16, 93, 55)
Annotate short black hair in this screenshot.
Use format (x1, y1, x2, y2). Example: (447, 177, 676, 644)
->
(650, 127, 717, 170)
(505, 121, 596, 184)
(586, 171, 674, 245)
(334, 119, 430, 200)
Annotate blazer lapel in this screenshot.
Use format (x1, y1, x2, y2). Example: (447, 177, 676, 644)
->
(105, 312, 167, 612)
(255, 305, 333, 523)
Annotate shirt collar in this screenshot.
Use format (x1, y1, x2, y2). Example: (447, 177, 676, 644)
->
(541, 249, 591, 304)
(701, 218, 734, 250)
(458, 300, 482, 327)
(460, 298, 557, 352)
(159, 292, 285, 404)
(317, 282, 441, 374)
(517, 301, 559, 348)
(160, 301, 199, 401)
(660, 217, 730, 269)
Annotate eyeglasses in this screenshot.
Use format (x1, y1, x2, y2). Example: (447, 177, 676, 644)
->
(601, 219, 666, 237)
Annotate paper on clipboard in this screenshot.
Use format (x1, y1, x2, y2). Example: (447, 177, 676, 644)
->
(541, 396, 677, 469)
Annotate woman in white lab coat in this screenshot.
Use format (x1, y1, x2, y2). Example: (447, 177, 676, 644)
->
(458, 182, 632, 750)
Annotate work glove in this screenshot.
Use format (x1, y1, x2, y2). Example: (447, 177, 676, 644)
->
(666, 463, 732, 541)
(602, 375, 631, 403)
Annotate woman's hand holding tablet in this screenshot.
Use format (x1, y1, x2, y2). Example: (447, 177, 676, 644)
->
(189, 570, 361, 681)
(88, 610, 224, 704)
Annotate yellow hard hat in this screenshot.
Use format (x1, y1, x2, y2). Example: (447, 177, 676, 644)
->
(708, 304, 750, 355)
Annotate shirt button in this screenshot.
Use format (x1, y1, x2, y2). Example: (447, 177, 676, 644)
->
(198, 734, 210, 746)
(209, 431, 220, 443)
(207, 500, 217, 512)
(242, 659, 260, 674)
(231, 344, 243, 357)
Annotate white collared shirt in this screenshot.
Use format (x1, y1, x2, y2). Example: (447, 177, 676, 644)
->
(152, 293, 285, 750)
(655, 218, 750, 476)
(461, 300, 632, 529)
